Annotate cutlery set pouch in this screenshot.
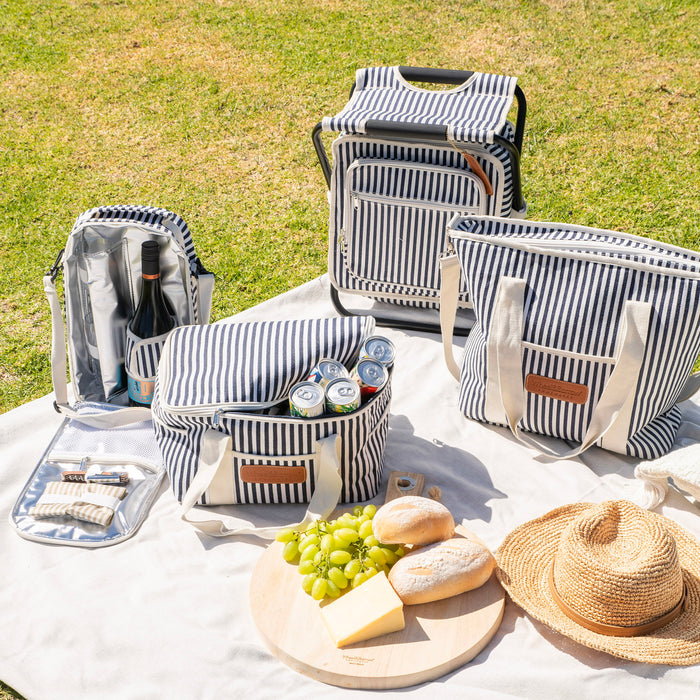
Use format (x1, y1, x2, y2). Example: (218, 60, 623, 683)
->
(10, 402, 165, 547)
(151, 316, 393, 538)
(440, 215, 700, 460)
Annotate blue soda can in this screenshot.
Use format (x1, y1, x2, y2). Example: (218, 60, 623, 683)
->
(308, 358, 349, 387)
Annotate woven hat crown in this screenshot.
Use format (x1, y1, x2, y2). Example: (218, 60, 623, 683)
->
(552, 501, 684, 628)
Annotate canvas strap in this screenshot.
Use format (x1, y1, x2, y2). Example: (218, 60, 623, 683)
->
(490, 277, 651, 458)
(439, 254, 700, 457)
(179, 432, 343, 539)
(43, 272, 151, 428)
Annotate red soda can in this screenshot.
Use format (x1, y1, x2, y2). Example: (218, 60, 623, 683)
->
(350, 358, 388, 400)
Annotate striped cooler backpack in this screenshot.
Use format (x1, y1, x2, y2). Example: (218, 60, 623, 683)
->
(313, 66, 526, 333)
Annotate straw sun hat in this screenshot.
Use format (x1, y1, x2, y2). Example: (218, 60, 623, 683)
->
(496, 500, 700, 665)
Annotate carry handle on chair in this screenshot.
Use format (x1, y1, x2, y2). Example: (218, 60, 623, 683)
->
(313, 66, 526, 204)
(312, 66, 526, 336)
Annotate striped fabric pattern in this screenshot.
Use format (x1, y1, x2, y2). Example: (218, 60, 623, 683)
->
(328, 136, 515, 308)
(74, 204, 197, 263)
(152, 317, 392, 505)
(73, 205, 204, 325)
(323, 67, 517, 145)
(450, 216, 700, 459)
(124, 329, 170, 383)
(29, 481, 127, 527)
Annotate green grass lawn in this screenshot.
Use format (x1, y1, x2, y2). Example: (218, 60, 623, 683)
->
(0, 0, 698, 695)
(1, 0, 698, 416)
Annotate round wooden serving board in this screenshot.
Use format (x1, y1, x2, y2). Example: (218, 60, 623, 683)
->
(249, 526, 505, 689)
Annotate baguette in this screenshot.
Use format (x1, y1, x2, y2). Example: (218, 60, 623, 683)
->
(388, 536, 495, 605)
(372, 496, 454, 546)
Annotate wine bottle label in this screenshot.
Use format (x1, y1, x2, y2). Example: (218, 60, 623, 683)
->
(127, 375, 155, 405)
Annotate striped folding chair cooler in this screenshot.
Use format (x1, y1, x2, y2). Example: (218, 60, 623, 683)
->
(312, 66, 526, 335)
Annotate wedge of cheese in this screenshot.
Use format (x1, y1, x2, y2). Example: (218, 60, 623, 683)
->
(320, 571, 405, 648)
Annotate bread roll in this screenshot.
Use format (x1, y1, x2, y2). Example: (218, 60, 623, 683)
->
(372, 496, 454, 546)
(388, 536, 495, 605)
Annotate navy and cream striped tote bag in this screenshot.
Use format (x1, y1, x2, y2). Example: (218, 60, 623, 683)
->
(440, 215, 700, 460)
(319, 66, 525, 311)
(151, 316, 392, 537)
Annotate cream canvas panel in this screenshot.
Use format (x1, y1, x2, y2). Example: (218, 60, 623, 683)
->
(1, 275, 699, 700)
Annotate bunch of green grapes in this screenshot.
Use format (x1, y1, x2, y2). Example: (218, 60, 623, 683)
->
(276, 504, 404, 601)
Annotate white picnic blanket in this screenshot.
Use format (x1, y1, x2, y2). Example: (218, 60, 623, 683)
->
(1, 275, 698, 699)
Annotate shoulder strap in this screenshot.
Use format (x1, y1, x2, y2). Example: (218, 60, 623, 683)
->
(43, 269, 151, 429)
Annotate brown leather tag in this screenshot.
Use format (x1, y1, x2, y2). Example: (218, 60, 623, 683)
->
(525, 374, 589, 405)
(240, 465, 307, 485)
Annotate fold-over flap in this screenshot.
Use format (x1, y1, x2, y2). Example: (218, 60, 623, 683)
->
(157, 316, 376, 411)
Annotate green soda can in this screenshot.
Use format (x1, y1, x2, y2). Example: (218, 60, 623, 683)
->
(289, 381, 325, 417)
(324, 378, 361, 414)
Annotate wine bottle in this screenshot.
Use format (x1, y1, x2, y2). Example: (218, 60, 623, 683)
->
(127, 240, 175, 407)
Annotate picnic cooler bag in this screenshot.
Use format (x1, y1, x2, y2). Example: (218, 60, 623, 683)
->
(12, 205, 213, 547)
(313, 66, 526, 333)
(440, 215, 700, 460)
(151, 316, 393, 538)
(44, 204, 214, 414)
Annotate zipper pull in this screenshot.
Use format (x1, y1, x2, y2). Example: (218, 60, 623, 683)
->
(212, 409, 222, 426)
(352, 194, 359, 209)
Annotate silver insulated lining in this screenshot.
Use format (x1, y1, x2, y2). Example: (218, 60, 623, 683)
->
(63, 221, 194, 403)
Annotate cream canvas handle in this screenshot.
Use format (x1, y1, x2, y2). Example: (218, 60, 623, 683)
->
(488, 276, 652, 459)
(44, 273, 152, 428)
(439, 253, 463, 382)
(179, 431, 343, 539)
(439, 256, 656, 458)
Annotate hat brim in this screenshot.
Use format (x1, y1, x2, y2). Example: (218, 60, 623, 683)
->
(496, 503, 700, 666)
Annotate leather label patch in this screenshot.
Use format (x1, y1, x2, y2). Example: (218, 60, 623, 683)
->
(240, 465, 307, 485)
(525, 374, 589, 405)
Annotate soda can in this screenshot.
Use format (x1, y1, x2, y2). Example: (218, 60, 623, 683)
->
(325, 378, 361, 414)
(359, 335, 396, 368)
(289, 381, 325, 418)
(307, 358, 349, 387)
(350, 358, 388, 400)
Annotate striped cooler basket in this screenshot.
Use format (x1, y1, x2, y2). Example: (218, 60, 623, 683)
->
(440, 216, 700, 460)
(151, 316, 392, 538)
(314, 66, 526, 331)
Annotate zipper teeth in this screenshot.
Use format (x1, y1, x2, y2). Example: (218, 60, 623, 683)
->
(160, 399, 281, 417)
(464, 236, 696, 257)
(351, 190, 481, 211)
(450, 231, 700, 276)
(355, 157, 484, 175)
